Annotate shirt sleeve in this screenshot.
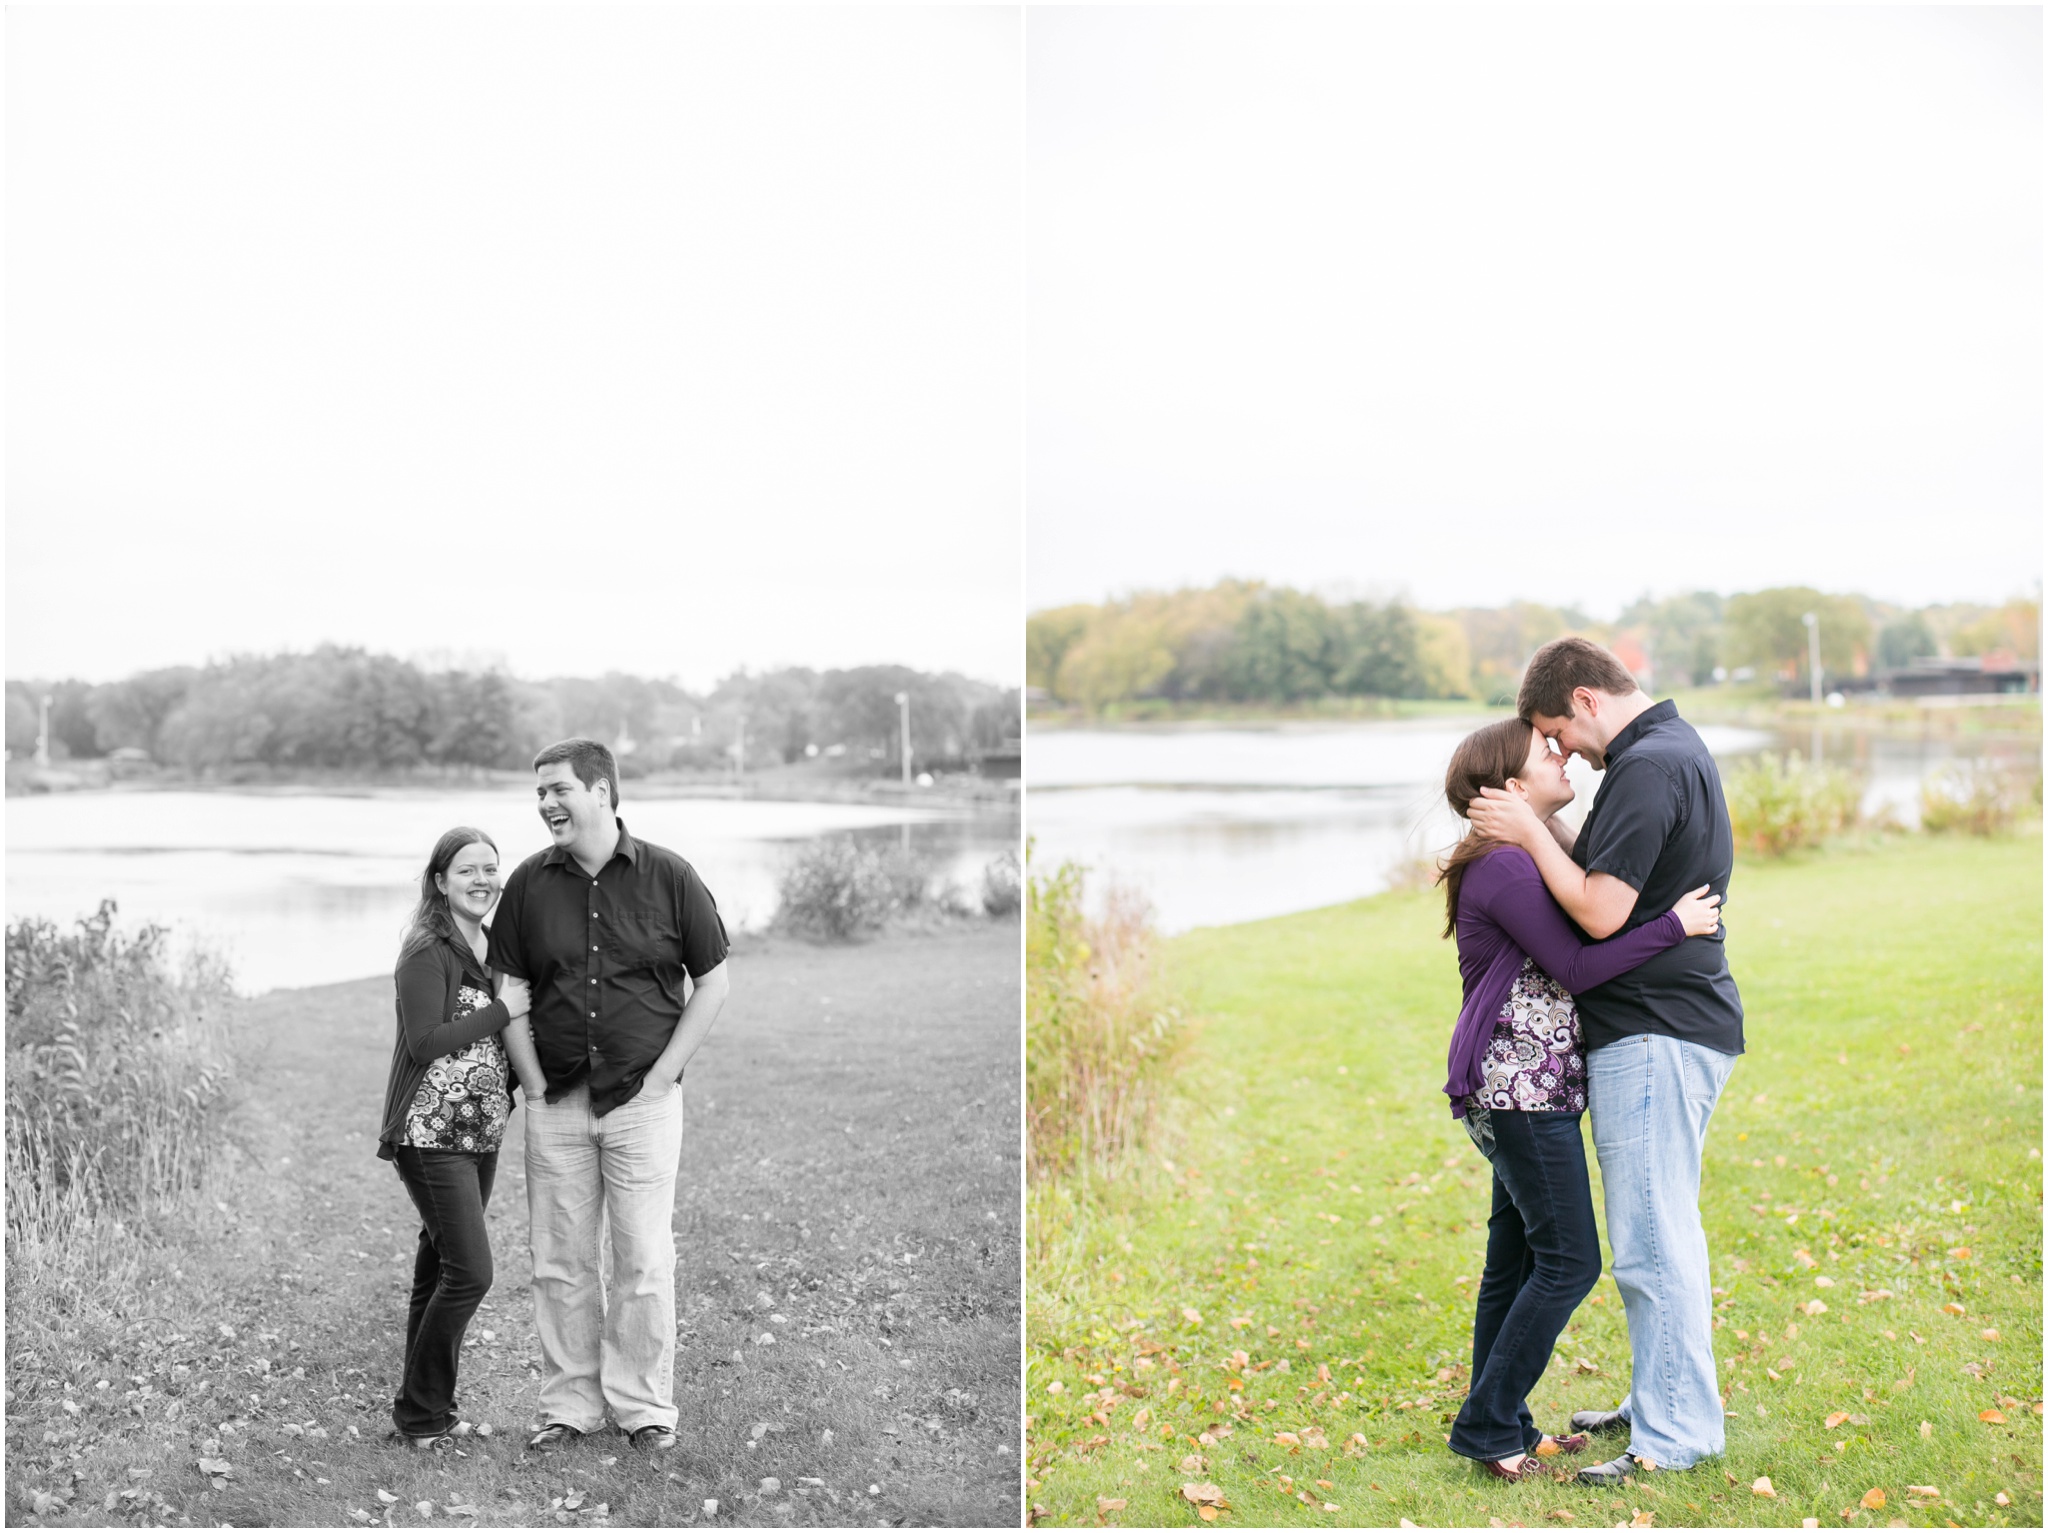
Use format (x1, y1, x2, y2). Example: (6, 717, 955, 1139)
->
(395, 944, 511, 1065)
(486, 864, 530, 979)
(1579, 756, 1682, 893)
(675, 861, 730, 979)
(1475, 849, 1686, 993)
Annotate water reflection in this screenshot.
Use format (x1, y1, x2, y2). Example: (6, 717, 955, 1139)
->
(1026, 715, 2036, 933)
(6, 789, 1016, 993)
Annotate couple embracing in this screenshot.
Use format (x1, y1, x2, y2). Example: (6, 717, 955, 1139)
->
(1437, 638, 1744, 1487)
(374, 738, 732, 1455)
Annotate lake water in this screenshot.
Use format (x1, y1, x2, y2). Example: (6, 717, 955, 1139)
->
(1025, 714, 2038, 933)
(6, 789, 1016, 993)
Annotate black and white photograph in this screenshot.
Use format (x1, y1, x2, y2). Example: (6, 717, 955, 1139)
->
(7, 7, 1021, 1528)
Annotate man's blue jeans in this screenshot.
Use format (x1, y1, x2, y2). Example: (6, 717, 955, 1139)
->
(1587, 1033, 1737, 1470)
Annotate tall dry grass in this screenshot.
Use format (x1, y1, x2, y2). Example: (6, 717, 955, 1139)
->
(773, 837, 948, 939)
(1024, 851, 1183, 1185)
(1920, 761, 2043, 836)
(5, 900, 236, 1319)
(1723, 749, 1864, 857)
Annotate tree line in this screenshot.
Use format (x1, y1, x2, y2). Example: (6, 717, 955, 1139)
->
(5, 650, 1021, 778)
(1029, 582, 2040, 709)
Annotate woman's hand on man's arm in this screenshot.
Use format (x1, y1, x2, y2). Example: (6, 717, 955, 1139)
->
(497, 973, 531, 1018)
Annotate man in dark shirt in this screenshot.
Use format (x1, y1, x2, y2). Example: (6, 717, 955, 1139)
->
(489, 738, 730, 1456)
(1466, 637, 1742, 1484)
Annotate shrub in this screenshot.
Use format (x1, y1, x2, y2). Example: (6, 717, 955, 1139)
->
(774, 837, 941, 940)
(1724, 751, 1861, 858)
(981, 850, 1022, 916)
(1920, 763, 2039, 837)
(5, 900, 235, 1273)
(1026, 850, 1183, 1181)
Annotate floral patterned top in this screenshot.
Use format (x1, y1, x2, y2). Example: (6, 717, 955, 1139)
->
(402, 983, 511, 1152)
(1463, 956, 1586, 1114)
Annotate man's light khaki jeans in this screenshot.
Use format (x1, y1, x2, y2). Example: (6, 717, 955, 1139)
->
(523, 1077, 682, 1435)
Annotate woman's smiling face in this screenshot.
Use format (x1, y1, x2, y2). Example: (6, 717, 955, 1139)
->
(1511, 729, 1575, 818)
(436, 841, 500, 923)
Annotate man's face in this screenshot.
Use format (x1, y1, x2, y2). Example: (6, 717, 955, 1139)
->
(536, 763, 606, 845)
(1530, 693, 1607, 770)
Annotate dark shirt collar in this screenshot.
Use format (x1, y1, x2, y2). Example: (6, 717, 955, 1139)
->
(540, 817, 639, 870)
(1604, 698, 1679, 766)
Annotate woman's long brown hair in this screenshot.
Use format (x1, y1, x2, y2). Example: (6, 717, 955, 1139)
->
(1436, 717, 1537, 938)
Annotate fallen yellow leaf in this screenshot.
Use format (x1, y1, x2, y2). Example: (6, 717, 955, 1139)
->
(1860, 1488, 1886, 1510)
(1943, 1302, 1967, 1316)
(1752, 1476, 1776, 1497)
(1979, 1409, 2007, 1424)
(1098, 1496, 1128, 1514)
(1825, 1411, 1850, 1428)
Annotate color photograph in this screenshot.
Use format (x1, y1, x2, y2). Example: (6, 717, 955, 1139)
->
(1024, 8, 2041, 1529)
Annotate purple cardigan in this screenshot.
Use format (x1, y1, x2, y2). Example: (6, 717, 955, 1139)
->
(1444, 844, 1686, 1117)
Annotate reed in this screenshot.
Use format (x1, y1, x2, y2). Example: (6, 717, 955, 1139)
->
(1024, 850, 1183, 1184)
(1724, 749, 1863, 857)
(773, 836, 948, 939)
(5, 901, 236, 1302)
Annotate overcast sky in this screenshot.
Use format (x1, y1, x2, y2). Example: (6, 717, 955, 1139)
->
(1028, 6, 2042, 618)
(9, 7, 1022, 687)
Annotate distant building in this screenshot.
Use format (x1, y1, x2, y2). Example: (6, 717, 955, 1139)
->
(1879, 655, 2040, 698)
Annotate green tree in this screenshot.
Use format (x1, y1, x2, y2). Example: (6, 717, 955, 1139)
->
(1327, 600, 1424, 697)
(1027, 606, 1095, 695)
(1722, 588, 1868, 682)
(1054, 606, 1178, 709)
(1615, 591, 1724, 687)
(1876, 613, 1938, 670)
(1225, 589, 1335, 701)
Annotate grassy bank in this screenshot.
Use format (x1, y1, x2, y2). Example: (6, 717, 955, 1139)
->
(1025, 834, 2042, 1528)
(6, 925, 1020, 1529)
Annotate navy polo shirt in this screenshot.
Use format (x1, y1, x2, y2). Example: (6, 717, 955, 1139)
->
(1569, 700, 1745, 1056)
(488, 818, 729, 1116)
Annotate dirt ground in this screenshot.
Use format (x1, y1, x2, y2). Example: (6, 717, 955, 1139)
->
(6, 922, 1021, 1528)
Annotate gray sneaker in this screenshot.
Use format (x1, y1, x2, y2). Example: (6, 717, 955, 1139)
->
(1576, 1453, 1643, 1485)
(1569, 1409, 1629, 1436)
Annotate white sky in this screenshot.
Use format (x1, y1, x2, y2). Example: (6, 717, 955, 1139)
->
(8, 7, 1022, 688)
(1027, 6, 2043, 618)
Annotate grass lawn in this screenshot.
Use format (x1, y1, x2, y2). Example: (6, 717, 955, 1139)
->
(1026, 834, 2042, 1529)
(7, 923, 1020, 1529)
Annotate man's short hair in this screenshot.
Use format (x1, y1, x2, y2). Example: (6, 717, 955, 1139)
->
(533, 738, 621, 810)
(1518, 637, 1641, 721)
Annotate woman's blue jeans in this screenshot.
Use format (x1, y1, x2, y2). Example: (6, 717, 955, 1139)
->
(1447, 1109, 1602, 1463)
(391, 1147, 497, 1436)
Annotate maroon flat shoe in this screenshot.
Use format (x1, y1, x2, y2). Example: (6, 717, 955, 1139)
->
(1481, 1456, 1527, 1481)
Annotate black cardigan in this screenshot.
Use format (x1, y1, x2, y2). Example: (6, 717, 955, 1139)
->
(376, 936, 515, 1160)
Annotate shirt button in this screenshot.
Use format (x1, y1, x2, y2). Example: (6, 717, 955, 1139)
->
(589, 1011, 596, 1018)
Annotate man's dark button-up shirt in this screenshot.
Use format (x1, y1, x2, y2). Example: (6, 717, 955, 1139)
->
(488, 818, 729, 1117)
(1569, 699, 1745, 1057)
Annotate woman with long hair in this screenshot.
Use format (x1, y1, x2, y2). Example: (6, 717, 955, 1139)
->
(1436, 718, 1721, 1482)
(375, 826, 547, 1447)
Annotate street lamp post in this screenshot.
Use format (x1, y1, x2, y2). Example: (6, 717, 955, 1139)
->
(35, 694, 51, 768)
(894, 691, 911, 786)
(1801, 612, 1822, 763)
